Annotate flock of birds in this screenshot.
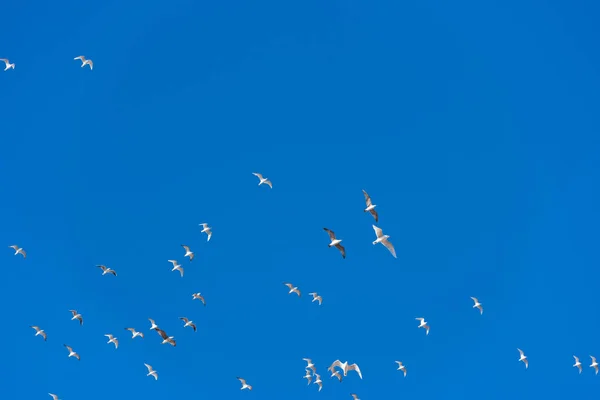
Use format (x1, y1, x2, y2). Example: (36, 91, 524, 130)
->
(0, 55, 93, 71)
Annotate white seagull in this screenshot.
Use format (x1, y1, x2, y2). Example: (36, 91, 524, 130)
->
(181, 244, 194, 261)
(314, 373, 323, 391)
(48, 394, 60, 400)
(148, 318, 159, 330)
(125, 327, 144, 339)
(156, 328, 176, 346)
(303, 358, 316, 374)
(590, 356, 598, 374)
(416, 317, 430, 335)
(395, 361, 407, 377)
(192, 292, 206, 306)
(328, 360, 363, 379)
(252, 172, 272, 188)
(30, 325, 47, 341)
(168, 259, 184, 277)
(303, 369, 313, 384)
(323, 228, 346, 259)
(74, 55, 93, 70)
(200, 223, 212, 241)
(180, 317, 197, 332)
(284, 282, 301, 297)
(97, 265, 117, 276)
(372, 225, 396, 258)
(69, 310, 83, 325)
(237, 377, 253, 390)
(145, 363, 158, 380)
(362, 190, 379, 222)
(105, 334, 119, 349)
(0, 59, 15, 71)
(573, 355, 582, 374)
(64, 344, 80, 360)
(308, 292, 323, 305)
(518, 348, 528, 368)
(9, 245, 26, 258)
(470, 297, 483, 314)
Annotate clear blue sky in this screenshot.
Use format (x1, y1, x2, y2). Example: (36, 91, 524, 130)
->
(1, 0, 600, 398)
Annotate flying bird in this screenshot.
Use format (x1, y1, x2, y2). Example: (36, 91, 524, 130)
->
(395, 361, 407, 377)
(145, 363, 158, 380)
(181, 245, 194, 261)
(328, 360, 363, 379)
(237, 377, 253, 390)
(252, 172, 272, 188)
(330, 370, 343, 382)
(97, 265, 117, 276)
(105, 334, 119, 349)
(64, 344, 80, 360)
(168, 260, 184, 277)
(192, 292, 206, 305)
(74, 55, 93, 70)
(9, 245, 26, 258)
(200, 223, 212, 241)
(284, 283, 301, 297)
(303, 358, 316, 374)
(0, 59, 15, 71)
(573, 356, 582, 373)
(48, 394, 60, 400)
(362, 190, 378, 222)
(314, 373, 323, 391)
(148, 318, 159, 330)
(416, 318, 430, 335)
(303, 369, 313, 384)
(30, 325, 47, 341)
(590, 356, 598, 374)
(470, 297, 483, 314)
(323, 228, 346, 258)
(518, 348, 528, 368)
(308, 292, 323, 305)
(180, 317, 197, 332)
(69, 310, 83, 325)
(372, 225, 396, 258)
(156, 328, 176, 346)
(125, 327, 144, 339)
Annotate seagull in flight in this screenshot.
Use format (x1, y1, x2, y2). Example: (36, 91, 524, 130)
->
(284, 282, 301, 297)
(573, 356, 582, 373)
(237, 377, 253, 390)
(156, 328, 176, 346)
(148, 318, 159, 331)
(303, 358, 316, 374)
(416, 317, 429, 335)
(308, 292, 323, 305)
(97, 265, 117, 276)
(125, 327, 144, 339)
(590, 356, 598, 374)
(145, 363, 158, 380)
(30, 326, 47, 341)
(470, 297, 483, 314)
(74, 55, 93, 70)
(9, 245, 26, 258)
(105, 334, 119, 349)
(518, 348, 528, 368)
(180, 317, 197, 332)
(0, 59, 15, 71)
(314, 373, 323, 391)
(362, 190, 378, 222)
(64, 344, 80, 360)
(323, 228, 346, 259)
(192, 292, 206, 305)
(200, 223, 212, 241)
(48, 394, 60, 400)
(328, 360, 363, 379)
(372, 225, 396, 258)
(303, 369, 313, 384)
(252, 172, 272, 188)
(168, 260, 184, 277)
(181, 245, 194, 261)
(69, 310, 83, 325)
(395, 361, 407, 377)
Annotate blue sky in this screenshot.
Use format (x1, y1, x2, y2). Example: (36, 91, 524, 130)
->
(1, 0, 600, 398)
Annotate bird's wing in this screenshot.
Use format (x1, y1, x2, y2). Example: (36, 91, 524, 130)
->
(574, 356, 580, 362)
(105, 334, 113, 339)
(69, 310, 77, 316)
(237, 377, 247, 385)
(369, 208, 378, 222)
(149, 318, 156, 325)
(381, 238, 396, 258)
(265, 179, 273, 188)
(252, 173, 263, 180)
(145, 363, 153, 372)
(20, 249, 27, 257)
(471, 297, 478, 303)
(74, 56, 85, 61)
(293, 288, 301, 296)
(88, 60, 93, 69)
(156, 328, 168, 340)
(395, 361, 402, 367)
(125, 328, 135, 333)
(168, 259, 177, 266)
(284, 283, 293, 289)
(64, 345, 72, 352)
(349, 364, 363, 379)
(372, 225, 384, 238)
(329, 360, 343, 370)
(416, 317, 424, 322)
(518, 348, 524, 356)
(178, 267, 184, 277)
(592, 356, 597, 363)
(31, 325, 40, 331)
(97, 265, 106, 271)
(191, 323, 197, 331)
(323, 228, 336, 241)
(9, 245, 17, 249)
(182, 245, 190, 252)
(335, 243, 346, 258)
(362, 190, 372, 206)
(40, 331, 47, 340)
(303, 358, 312, 363)
(110, 270, 117, 276)
(180, 317, 189, 323)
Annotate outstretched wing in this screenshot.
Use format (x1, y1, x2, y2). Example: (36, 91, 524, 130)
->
(323, 228, 336, 241)
(372, 225, 384, 238)
(335, 243, 346, 259)
(381, 238, 397, 258)
(362, 190, 372, 207)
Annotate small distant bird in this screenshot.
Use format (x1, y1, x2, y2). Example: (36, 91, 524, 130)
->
(74, 55, 93, 70)
(97, 265, 117, 276)
(252, 172, 272, 188)
(470, 297, 483, 314)
(148, 318, 159, 331)
(69, 310, 83, 325)
(192, 292, 206, 306)
(323, 228, 346, 258)
(200, 223, 212, 241)
(284, 282, 301, 297)
(314, 373, 323, 391)
(351, 395, 360, 400)
(125, 327, 144, 339)
(48, 394, 60, 400)
(303, 369, 313, 384)
(237, 377, 253, 390)
(145, 363, 158, 380)
(30, 325, 47, 341)
(309, 292, 323, 305)
(180, 317, 197, 332)
(64, 344, 80, 360)
(9, 245, 26, 258)
(168, 260, 184, 277)
(573, 356, 582, 374)
(0, 59, 15, 71)
(416, 318, 429, 335)
(105, 334, 119, 349)
(362, 190, 378, 222)
(331, 370, 343, 382)
(329, 360, 363, 379)
(181, 245, 194, 261)
(372, 225, 396, 258)
(590, 356, 598, 374)
(156, 328, 176, 346)
(395, 361, 407, 377)
(518, 348, 528, 368)
(303, 358, 316, 374)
